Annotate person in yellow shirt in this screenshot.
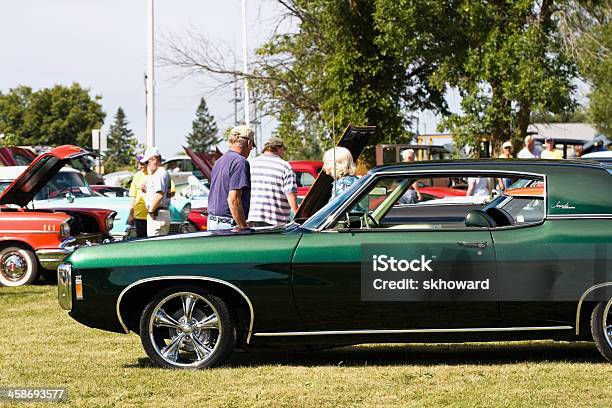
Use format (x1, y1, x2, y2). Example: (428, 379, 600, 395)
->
(128, 155, 149, 238)
(128, 155, 177, 238)
(540, 137, 563, 159)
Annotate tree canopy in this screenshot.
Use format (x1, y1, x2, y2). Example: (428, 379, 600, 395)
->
(163, 0, 594, 160)
(186, 97, 220, 152)
(434, 0, 577, 156)
(0, 83, 105, 149)
(560, 0, 612, 137)
(103, 107, 138, 173)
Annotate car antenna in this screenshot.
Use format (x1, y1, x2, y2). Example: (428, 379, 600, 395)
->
(332, 114, 336, 191)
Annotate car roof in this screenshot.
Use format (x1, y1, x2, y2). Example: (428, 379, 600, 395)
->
(582, 151, 612, 158)
(369, 158, 610, 174)
(0, 165, 79, 180)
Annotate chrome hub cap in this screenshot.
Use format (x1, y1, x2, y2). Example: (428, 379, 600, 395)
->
(149, 292, 221, 367)
(2, 253, 27, 281)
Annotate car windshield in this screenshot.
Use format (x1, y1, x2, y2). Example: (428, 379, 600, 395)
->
(34, 171, 95, 200)
(301, 173, 371, 230)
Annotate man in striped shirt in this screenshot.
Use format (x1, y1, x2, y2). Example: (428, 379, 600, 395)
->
(248, 137, 298, 227)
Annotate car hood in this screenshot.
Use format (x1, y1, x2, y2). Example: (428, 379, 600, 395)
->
(0, 145, 90, 208)
(294, 124, 374, 220)
(184, 146, 222, 182)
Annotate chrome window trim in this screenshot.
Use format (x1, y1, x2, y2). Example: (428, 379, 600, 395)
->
(575, 282, 612, 335)
(547, 214, 612, 220)
(254, 326, 573, 337)
(116, 276, 255, 343)
(318, 169, 548, 232)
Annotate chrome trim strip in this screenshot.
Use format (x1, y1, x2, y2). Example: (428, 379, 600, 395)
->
(35, 248, 73, 270)
(254, 326, 573, 337)
(575, 282, 612, 335)
(115, 276, 255, 343)
(547, 214, 612, 220)
(319, 169, 547, 231)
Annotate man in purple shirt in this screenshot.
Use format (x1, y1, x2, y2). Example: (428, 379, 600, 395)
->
(207, 125, 255, 230)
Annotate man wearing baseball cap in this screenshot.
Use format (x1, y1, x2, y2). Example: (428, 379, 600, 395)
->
(140, 146, 172, 236)
(207, 125, 255, 230)
(497, 141, 514, 191)
(541, 137, 563, 159)
(248, 136, 298, 227)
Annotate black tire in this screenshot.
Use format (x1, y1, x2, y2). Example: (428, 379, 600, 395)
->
(591, 300, 612, 362)
(139, 285, 235, 369)
(0, 246, 39, 287)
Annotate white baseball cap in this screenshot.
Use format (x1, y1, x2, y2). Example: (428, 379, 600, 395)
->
(140, 146, 161, 163)
(502, 141, 513, 149)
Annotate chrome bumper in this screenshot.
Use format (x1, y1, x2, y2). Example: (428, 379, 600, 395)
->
(57, 263, 72, 310)
(36, 248, 74, 270)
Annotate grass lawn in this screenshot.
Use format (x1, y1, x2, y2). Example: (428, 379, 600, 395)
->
(0, 285, 610, 407)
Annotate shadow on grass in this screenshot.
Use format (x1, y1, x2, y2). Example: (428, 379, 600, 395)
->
(126, 341, 605, 369)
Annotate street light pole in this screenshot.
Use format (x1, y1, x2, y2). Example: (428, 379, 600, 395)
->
(241, 0, 250, 127)
(146, 0, 156, 147)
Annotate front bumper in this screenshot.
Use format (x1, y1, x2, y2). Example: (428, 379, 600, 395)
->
(57, 263, 72, 310)
(36, 248, 74, 270)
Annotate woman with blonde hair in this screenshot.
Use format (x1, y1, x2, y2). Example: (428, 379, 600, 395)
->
(322, 146, 358, 201)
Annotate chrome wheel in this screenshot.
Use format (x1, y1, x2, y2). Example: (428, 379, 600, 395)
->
(604, 300, 612, 349)
(148, 292, 222, 367)
(0, 247, 38, 287)
(2, 253, 27, 282)
(591, 299, 612, 362)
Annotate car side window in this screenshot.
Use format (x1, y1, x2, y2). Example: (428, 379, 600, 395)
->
(332, 173, 545, 231)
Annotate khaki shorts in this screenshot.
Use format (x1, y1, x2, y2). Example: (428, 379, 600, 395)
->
(147, 209, 171, 237)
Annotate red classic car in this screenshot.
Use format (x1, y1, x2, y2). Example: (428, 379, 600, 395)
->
(0, 145, 116, 287)
(188, 207, 208, 231)
(290, 160, 323, 198)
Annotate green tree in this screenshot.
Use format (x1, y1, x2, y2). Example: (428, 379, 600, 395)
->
(163, 0, 451, 163)
(186, 97, 220, 152)
(560, 1, 612, 136)
(0, 83, 105, 148)
(432, 1, 577, 156)
(103, 108, 137, 173)
(252, 0, 451, 162)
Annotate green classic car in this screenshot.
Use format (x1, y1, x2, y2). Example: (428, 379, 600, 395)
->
(58, 128, 612, 369)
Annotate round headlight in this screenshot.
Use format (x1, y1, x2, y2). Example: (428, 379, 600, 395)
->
(181, 203, 191, 221)
(106, 213, 115, 231)
(60, 222, 71, 238)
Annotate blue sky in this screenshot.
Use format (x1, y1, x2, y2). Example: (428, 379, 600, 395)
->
(1, 0, 282, 158)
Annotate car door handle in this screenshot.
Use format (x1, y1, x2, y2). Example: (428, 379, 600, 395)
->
(458, 241, 488, 249)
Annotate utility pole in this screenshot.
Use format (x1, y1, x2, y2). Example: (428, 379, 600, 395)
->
(241, 0, 250, 127)
(145, 0, 155, 147)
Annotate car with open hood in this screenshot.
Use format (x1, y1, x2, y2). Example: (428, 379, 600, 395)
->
(0, 145, 116, 287)
(5, 158, 192, 240)
(57, 126, 612, 368)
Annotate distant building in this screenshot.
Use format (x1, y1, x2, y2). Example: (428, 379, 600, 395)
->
(527, 123, 598, 142)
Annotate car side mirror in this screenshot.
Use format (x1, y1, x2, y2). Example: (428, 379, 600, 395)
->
(65, 192, 75, 203)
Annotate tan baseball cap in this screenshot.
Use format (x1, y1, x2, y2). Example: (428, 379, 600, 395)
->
(264, 136, 285, 149)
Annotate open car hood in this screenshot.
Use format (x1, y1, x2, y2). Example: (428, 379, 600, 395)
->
(0, 145, 90, 207)
(183, 146, 223, 182)
(294, 125, 374, 220)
